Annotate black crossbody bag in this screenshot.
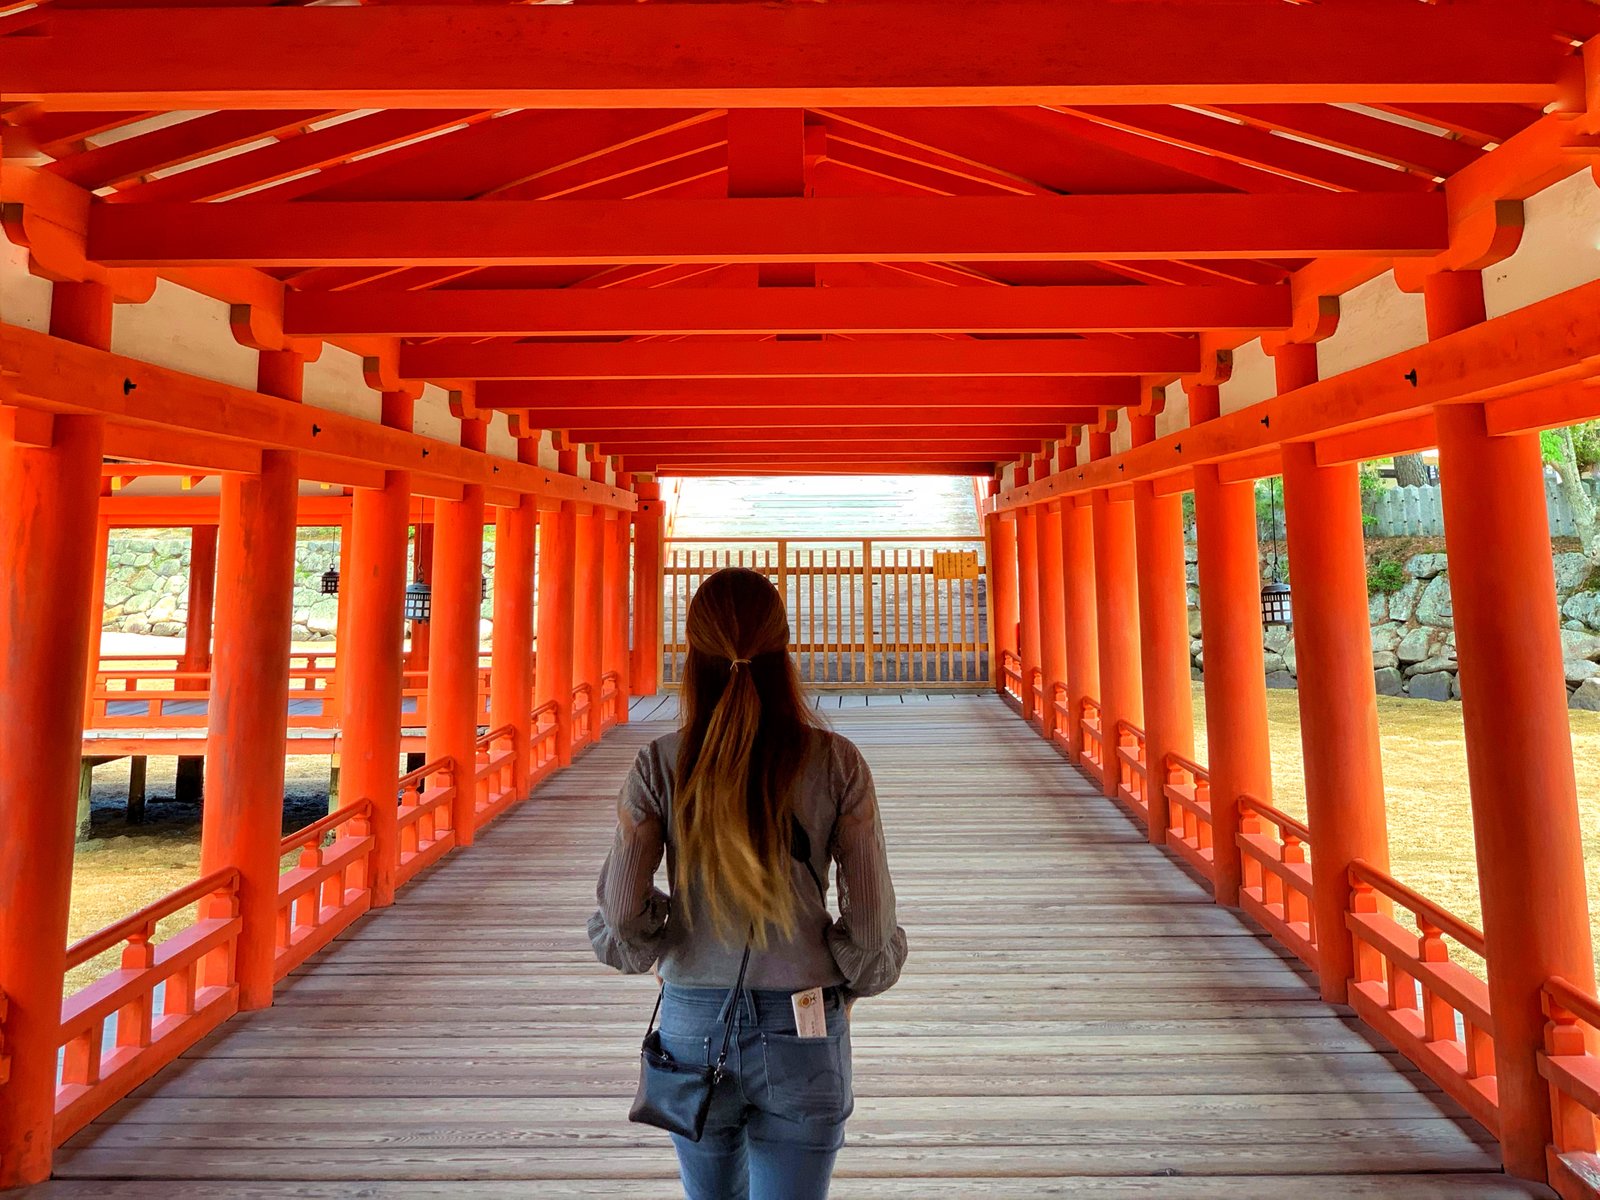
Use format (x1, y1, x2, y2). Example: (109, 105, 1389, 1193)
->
(629, 817, 826, 1141)
(629, 942, 750, 1141)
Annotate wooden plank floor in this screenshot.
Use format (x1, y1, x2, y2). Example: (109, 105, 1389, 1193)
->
(32, 696, 1550, 1198)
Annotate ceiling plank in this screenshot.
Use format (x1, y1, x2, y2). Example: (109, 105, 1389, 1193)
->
(89, 194, 1450, 266)
(10, 4, 1577, 110)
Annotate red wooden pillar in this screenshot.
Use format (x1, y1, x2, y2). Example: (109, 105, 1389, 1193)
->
(1090, 437, 1143, 798)
(630, 477, 665, 697)
(573, 452, 606, 741)
(0, 281, 111, 1188)
(536, 445, 579, 765)
(603, 469, 632, 725)
(1188, 385, 1271, 906)
(339, 389, 414, 908)
(1272, 345, 1389, 1002)
(182, 524, 218, 679)
(82, 514, 111, 724)
(1131, 416, 1194, 845)
(1015, 460, 1043, 722)
(985, 485, 1020, 696)
(426, 419, 487, 847)
(490, 436, 539, 794)
(1426, 270, 1595, 1181)
(1036, 496, 1069, 742)
(200, 348, 302, 1012)
(1060, 492, 1099, 762)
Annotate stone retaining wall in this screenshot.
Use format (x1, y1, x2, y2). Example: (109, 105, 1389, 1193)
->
(1185, 544, 1600, 711)
(102, 530, 496, 643)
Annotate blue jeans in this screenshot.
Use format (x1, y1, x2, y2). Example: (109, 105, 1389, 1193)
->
(657, 983, 853, 1200)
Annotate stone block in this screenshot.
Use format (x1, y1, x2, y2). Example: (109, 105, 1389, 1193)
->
(1554, 553, 1593, 593)
(1409, 671, 1454, 702)
(1406, 553, 1448, 580)
(1282, 641, 1297, 676)
(1561, 628, 1600, 663)
(307, 597, 340, 636)
(123, 590, 156, 615)
(1369, 593, 1389, 623)
(1415, 575, 1454, 627)
(1265, 670, 1297, 690)
(1572, 679, 1600, 712)
(1372, 651, 1399, 670)
(1405, 655, 1455, 677)
(1564, 591, 1600, 631)
(149, 595, 178, 621)
(1188, 611, 1204, 638)
(1374, 667, 1405, 696)
(1262, 651, 1285, 673)
(1396, 626, 1434, 665)
(1264, 626, 1291, 654)
(1386, 579, 1421, 624)
(104, 582, 133, 605)
(150, 621, 183, 638)
(1567, 659, 1600, 686)
(1372, 623, 1404, 655)
(155, 557, 182, 577)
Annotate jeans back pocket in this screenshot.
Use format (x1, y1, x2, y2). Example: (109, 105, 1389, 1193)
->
(759, 1030, 854, 1122)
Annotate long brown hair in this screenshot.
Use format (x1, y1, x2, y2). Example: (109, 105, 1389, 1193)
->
(674, 567, 819, 945)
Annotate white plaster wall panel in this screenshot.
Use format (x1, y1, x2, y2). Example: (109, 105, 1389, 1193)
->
(537, 429, 560, 471)
(1484, 171, 1600, 320)
(1156, 387, 1191, 440)
(1218, 338, 1274, 415)
(1, 233, 53, 331)
(1316, 270, 1427, 379)
(485, 410, 519, 461)
(412, 383, 460, 446)
(1110, 419, 1132, 456)
(109, 279, 258, 390)
(302, 342, 379, 423)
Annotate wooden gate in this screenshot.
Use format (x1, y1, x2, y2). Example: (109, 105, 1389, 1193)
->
(663, 537, 989, 689)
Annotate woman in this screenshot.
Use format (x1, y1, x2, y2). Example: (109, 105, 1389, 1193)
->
(589, 567, 908, 1200)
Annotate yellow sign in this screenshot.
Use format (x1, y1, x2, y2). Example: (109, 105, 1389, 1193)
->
(933, 550, 980, 581)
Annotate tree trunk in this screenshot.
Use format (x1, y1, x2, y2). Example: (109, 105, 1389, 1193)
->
(1392, 453, 1429, 489)
(1548, 428, 1600, 563)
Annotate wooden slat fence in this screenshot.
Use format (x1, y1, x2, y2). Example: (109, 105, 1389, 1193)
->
(663, 537, 988, 689)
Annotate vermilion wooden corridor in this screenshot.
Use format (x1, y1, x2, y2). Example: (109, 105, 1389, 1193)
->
(27, 700, 1543, 1198)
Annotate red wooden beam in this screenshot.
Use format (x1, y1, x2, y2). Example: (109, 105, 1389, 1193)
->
(45, 110, 328, 191)
(285, 284, 1291, 338)
(605, 438, 1035, 457)
(87, 194, 1451, 266)
(398, 336, 1198, 381)
(8, 4, 1580, 110)
(474, 377, 1137, 410)
(516, 407, 1098, 432)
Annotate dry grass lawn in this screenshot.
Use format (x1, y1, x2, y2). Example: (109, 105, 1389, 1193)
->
(1193, 683, 1600, 978)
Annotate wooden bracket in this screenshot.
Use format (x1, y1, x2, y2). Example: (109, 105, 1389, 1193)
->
(1261, 294, 1340, 355)
(229, 303, 321, 360)
(1393, 199, 1525, 291)
(0, 166, 155, 301)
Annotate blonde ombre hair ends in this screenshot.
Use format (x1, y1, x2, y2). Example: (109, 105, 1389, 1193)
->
(673, 568, 818, 947)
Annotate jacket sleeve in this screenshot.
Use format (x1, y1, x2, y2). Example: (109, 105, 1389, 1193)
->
(587, 747, 671, 974)
(824, 738, 908, 999)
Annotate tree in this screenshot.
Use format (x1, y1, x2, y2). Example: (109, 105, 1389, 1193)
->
(1542, 421, 1600, 563)
(1392, 453, 1429, 488)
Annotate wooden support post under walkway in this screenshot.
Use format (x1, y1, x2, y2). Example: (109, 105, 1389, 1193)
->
(31, 698, 1536, 1197)
(1089, 432, 1142, 802)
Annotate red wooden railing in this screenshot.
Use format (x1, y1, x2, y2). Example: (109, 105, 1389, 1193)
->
(55, 869, 242, 1142)
(1347, 860, 1498, 1131)
(1028, 668, 1045, 726)
(999, 650, 1023, 706)
(1049, 684, 1073, 750)
(528, 701, 561, 790)
(1078, 697, 1103, 774)
(274, 800, 375, 981)
(600, 671, 623, 733)
(1541, 976, 1600, 1199)
(1237, 794, 1317, 971)
(396, 756, 457, 887)
(1162, 752, 1214, 883)
(1113, 721, 1147, 822)
(571, 683, 594, 749)
(473, 724, 519, 830)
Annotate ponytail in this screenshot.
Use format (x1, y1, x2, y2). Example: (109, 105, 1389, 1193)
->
(673, 570, 816, 946)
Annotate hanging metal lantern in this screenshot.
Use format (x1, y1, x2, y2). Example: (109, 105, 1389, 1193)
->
(404, 581, 432, 622)
(320, 567, 340, 595)
(1260, 580, 1293, 626)
(1261, 475, 1292, 627)
(481, 574, 490, 601)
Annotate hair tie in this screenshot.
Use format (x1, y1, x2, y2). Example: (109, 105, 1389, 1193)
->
(730, 657, 751, 669)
